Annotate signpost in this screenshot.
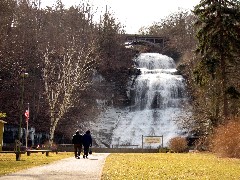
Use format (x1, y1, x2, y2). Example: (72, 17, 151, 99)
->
(17, 71, 28, 161)
(142, 135, 163, 149)
(0, 120, 7, 151)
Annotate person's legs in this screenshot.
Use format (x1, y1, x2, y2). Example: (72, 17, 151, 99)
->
(79, 145, 82, 156)
(83, 146, 89, 158)
(85, 146, 89, 158)
(77, 145, 82, 157)
(74, 144, 78, 157)
(83, 146, 86, 158)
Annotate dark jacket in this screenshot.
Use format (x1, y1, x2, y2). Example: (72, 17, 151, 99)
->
(72, 134, 83, 144)
(82, 133, 92, 147)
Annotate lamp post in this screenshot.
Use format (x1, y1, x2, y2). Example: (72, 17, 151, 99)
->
(16, 72, 28, 161)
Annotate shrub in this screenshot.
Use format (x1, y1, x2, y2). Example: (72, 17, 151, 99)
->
(194, 136, 211, 151)
(168, 137, 188, 153)
(211, 119, 240, 158)
(159, 147, 170, 153)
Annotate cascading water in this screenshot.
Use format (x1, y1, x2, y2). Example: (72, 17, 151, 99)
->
(112, 53, 189, 146)
(93, 53, 189, 147)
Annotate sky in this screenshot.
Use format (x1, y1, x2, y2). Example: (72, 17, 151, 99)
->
(40, 0, 200, 34)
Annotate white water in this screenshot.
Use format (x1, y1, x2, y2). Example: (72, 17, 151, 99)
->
(93, 53, 189, 147)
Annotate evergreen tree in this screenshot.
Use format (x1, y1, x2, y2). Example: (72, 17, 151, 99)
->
(193, 0, 240, 122)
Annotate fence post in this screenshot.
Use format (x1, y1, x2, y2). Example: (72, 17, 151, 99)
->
(162, 135, 164, 148)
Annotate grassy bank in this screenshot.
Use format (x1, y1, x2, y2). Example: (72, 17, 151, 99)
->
(0, 152, 72, 176)
(102, 153, 240, 179)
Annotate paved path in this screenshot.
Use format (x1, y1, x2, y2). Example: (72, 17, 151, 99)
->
(0, 153, 110, 180)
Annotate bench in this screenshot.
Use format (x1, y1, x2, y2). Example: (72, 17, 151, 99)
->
(0, 151, 26, 161)
(26, 149, 53, 156)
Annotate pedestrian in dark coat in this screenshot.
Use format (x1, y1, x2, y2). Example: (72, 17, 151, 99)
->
(82, 130, 92, 158)
(72, 130, 83, 159)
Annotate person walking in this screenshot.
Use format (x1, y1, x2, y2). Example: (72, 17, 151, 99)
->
(82, 130, 92, 159)
(72, 130, 83, 159)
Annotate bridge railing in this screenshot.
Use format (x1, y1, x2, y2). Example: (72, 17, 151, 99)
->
(124, 34, 166, 48)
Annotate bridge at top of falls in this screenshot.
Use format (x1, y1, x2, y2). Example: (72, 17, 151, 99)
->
(124, 34, 166, 48)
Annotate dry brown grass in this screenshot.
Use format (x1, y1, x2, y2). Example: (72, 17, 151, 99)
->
(211, 119, 240, 158)
(0, 152, 72, 176)
(102, 153, 240, 180)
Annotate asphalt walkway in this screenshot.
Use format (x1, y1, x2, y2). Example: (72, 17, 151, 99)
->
(0, 153, 110, 180)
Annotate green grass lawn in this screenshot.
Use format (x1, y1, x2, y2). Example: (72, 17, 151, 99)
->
(0, 152, 73, 176)
(102, 153, 240, 180)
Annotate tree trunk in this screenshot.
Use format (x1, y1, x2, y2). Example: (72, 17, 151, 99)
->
(219, 0, 228, 122)
(221, 55, 228, 121)
(49, 116, 59, 145)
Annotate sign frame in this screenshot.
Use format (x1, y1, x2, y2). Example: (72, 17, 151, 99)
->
(142, 135, 163, 149)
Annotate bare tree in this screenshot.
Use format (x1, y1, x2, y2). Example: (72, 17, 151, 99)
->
(40, 1, 99, 143)
(43, 42, 98, 143)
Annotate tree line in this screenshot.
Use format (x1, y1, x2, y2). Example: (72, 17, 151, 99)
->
(0, 0, 136, 143)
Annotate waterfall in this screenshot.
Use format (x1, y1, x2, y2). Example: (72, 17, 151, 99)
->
(93, 53, 190, 147)
(111, 53, 189, 147)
